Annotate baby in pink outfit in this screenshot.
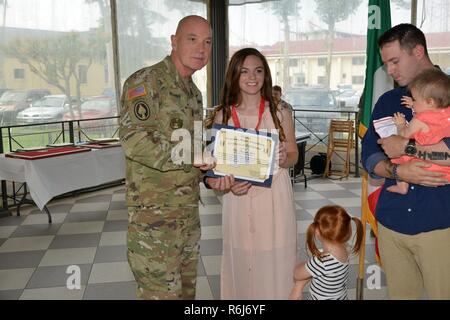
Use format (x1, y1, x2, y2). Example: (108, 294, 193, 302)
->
(389, 68, 450, 194)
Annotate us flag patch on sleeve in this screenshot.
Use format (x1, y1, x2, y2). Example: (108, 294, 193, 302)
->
(127, 85, 147, 100)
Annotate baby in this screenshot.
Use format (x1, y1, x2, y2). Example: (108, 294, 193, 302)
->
(389, 68, 450, 194)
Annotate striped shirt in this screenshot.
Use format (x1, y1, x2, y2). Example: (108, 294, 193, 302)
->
(305, 253, 349, 300)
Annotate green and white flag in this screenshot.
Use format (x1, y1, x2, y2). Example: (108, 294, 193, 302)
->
(359, 0, 393, 138)
(360, 0, 393, 266)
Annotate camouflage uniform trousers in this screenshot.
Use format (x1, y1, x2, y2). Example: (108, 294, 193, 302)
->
(127, 206, 201, 300)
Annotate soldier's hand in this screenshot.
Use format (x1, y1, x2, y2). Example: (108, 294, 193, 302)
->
(230, 181, 252, 196)
(194, 152, 216, 171)
(206, 175, 235, 192)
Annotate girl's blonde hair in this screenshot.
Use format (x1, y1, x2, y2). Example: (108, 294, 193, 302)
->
(408, 68, 450, 108)
(204, 47, 286, 141)
(306, 205, 363, 259)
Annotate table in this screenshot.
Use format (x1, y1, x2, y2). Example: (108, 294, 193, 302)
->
(291, 133, 310, 188)
(0, 147, 125, 222)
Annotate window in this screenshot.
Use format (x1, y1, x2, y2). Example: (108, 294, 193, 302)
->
(317, 76, 326, 85)
(318, 58, 327, 66)
(289, 59, 298, 67)
(117, 1, 207, 103)
(14, 68, 25, 79)
(417, 0, 450, 79)
(78, 65, 88, 84)
(295, 72, 305, 85)
(104, 65, 109, 83)
(352, 56, 365, 65)
(352, 75, 364, 84)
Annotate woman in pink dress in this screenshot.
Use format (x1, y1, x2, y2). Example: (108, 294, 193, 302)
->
(389, 68, 450, 194)
(205, 48, 298, 299)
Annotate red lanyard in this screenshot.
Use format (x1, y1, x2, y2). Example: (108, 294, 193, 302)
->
(231, 97, 265, 131)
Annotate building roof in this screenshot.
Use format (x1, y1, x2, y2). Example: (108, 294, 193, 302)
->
(252, 31, 450, 57)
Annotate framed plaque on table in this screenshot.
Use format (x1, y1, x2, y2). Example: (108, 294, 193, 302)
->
(5, 146, 91, 160)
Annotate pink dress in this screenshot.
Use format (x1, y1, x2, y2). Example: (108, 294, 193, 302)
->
(220, 107, 297, 300)
(392, 107, 450, 181)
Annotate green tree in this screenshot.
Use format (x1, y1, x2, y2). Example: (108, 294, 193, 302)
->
(314, 0, 362, 88)
(0, 0, 8, 88)
(164, 0, 204, 14)
(1, 31, 106, 118)
(267, 0, 301, 89)
(391, 0, 410, 9)
(85, 0, 167, 78)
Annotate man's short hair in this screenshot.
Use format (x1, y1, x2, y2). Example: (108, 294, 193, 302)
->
(273, 85, 282, 93)
(378, 23, 429, 56)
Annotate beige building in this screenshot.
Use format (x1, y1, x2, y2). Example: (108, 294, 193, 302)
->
(260, 31, 450, 91)
(0, 27, 109, 98)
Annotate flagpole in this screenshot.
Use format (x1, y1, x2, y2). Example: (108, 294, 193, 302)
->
(357, 0, 392, 299)
(357, 172, 369, 300)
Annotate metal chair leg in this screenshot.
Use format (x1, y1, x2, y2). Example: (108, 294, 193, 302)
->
(43, 206, 52, 224)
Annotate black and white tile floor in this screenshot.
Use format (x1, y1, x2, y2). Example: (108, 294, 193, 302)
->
(0, 176, 388, 300)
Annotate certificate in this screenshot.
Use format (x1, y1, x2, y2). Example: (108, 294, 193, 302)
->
(206, 124, 278, 187)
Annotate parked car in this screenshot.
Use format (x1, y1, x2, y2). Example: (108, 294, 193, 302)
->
(63, 96, 117, 121)
(284, 87, 340, 135)
(16, 95, 71, 123)
(335, 89, 361, 110)
(0, 88, 11, 98)
(0, 89, 51, 124)
(102, 87, 116, 99)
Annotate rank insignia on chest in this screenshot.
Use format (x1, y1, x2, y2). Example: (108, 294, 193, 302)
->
(127, 85, 147, 100)
(134, 101, 150, 121)
(170, 117, 183, 129)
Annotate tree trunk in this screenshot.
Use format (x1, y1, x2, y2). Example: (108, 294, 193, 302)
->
(325, 20, 335, 89)
(282, 12, 291, 89)
(0, 0, 8, 88)
(64, 77, 74, 118)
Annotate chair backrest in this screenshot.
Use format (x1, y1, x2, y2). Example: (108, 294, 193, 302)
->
(329, 119, 354, 133)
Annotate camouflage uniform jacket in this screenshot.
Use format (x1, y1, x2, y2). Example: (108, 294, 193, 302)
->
(119, 55, 203, 208)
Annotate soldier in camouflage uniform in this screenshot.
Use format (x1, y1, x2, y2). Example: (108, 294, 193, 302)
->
(119, 15, 213, 300)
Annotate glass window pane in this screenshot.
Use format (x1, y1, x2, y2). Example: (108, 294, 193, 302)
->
(0, 0, 111, 132)
(227, 0, 414, 143)
(116, 0, 208, 102)
(416, 0, 450, 74)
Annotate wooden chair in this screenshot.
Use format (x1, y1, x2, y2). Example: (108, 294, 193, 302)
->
(324, 120, 355, 179)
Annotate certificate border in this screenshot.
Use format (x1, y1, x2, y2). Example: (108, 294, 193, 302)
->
(205, 123, 279, 188)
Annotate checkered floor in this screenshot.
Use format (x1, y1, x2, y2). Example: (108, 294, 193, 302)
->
(0, 175, 388, 300)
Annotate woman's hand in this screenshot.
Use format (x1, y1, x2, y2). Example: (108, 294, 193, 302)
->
(230, 181, 252, 196)
(206, 175, 235, 193)
(278, 141, 288, 168)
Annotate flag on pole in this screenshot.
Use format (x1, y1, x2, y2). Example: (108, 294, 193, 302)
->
(360, 0, 393, 264)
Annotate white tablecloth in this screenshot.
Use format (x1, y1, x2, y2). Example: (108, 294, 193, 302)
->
(0, 147, 125, 210)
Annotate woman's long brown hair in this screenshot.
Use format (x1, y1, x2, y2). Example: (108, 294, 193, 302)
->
(306, 205, 364, 260)
(205, 47, 286, 141)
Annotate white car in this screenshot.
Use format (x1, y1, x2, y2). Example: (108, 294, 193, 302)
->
(335, 90, 361, 109)
(16, 95, 71, 123)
